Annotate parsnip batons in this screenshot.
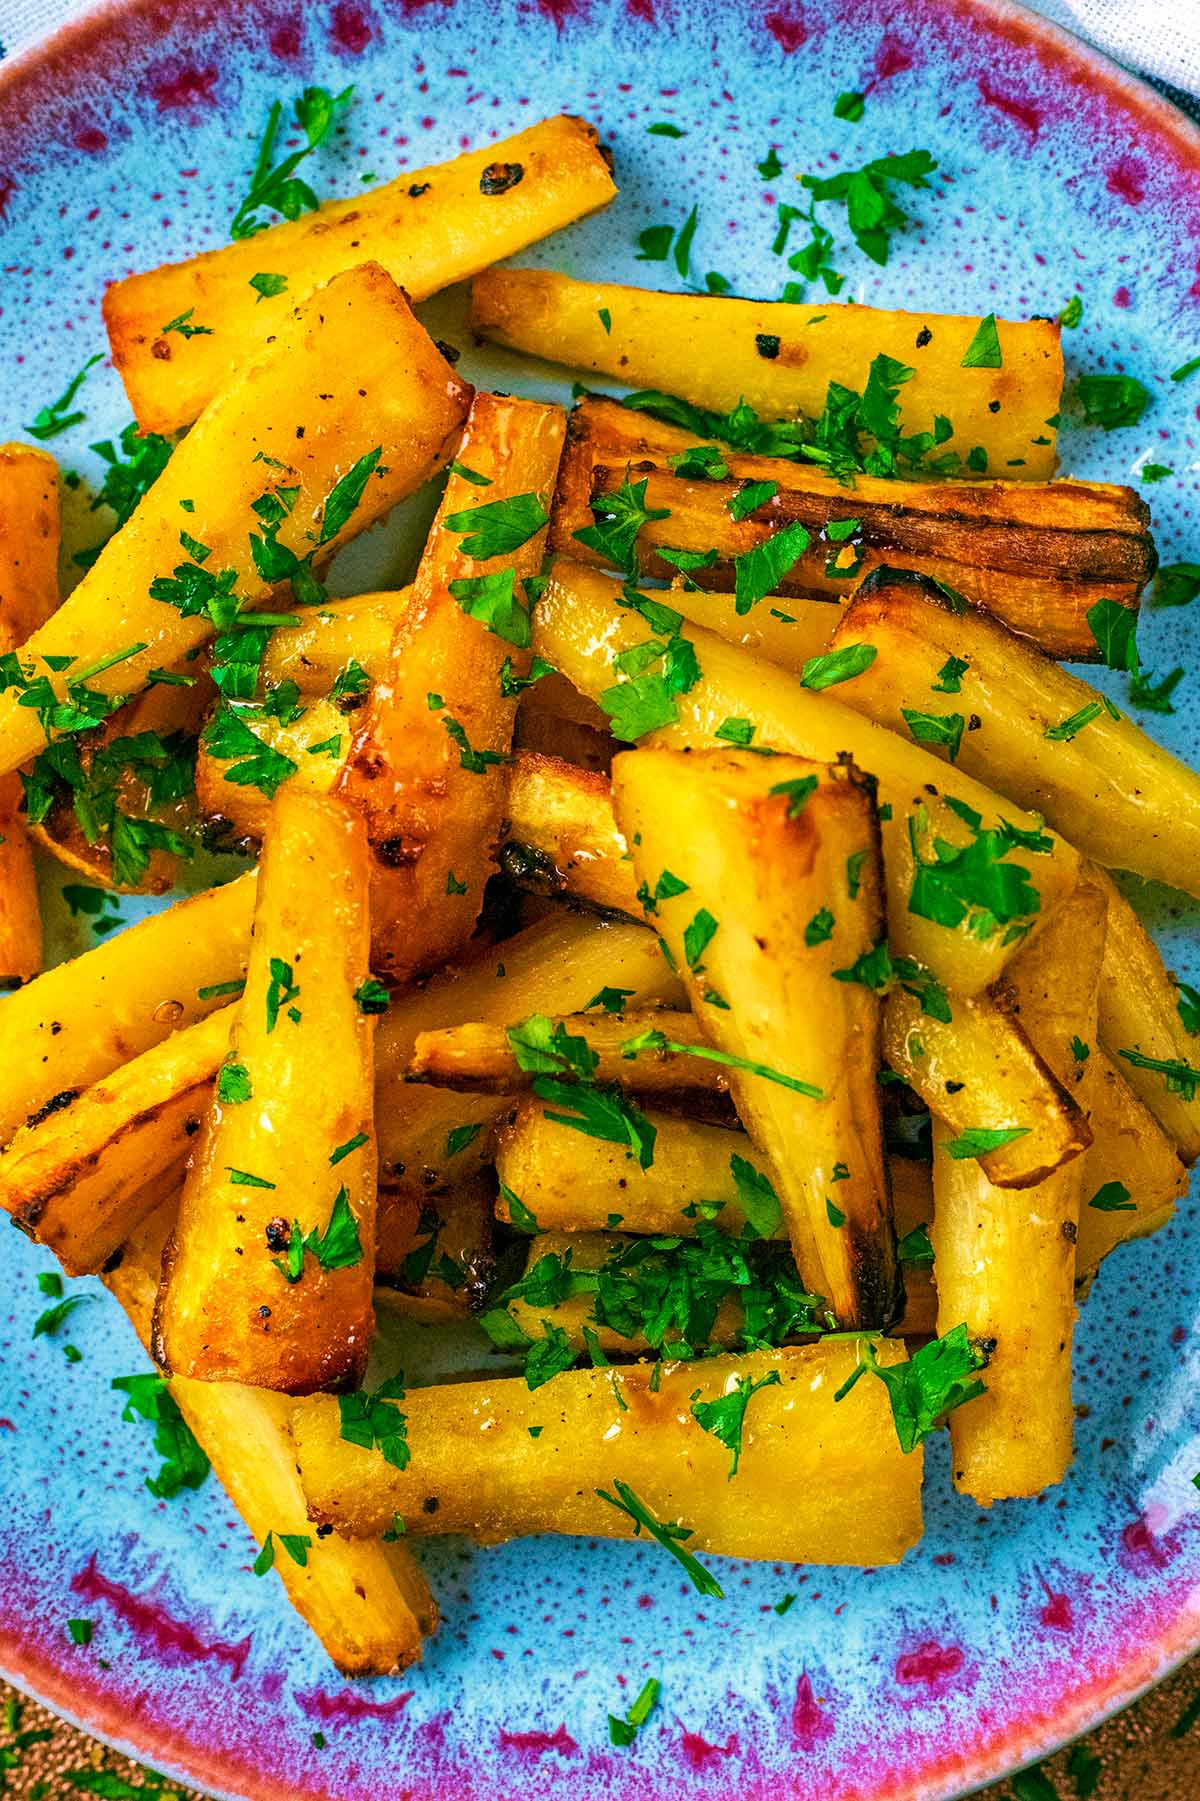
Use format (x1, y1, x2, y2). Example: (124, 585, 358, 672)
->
(155, 790, 376, 1392)
(614, 746, 897, 1328)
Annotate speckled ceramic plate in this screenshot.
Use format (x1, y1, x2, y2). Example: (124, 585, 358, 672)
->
(2, 1, 1200, 1796)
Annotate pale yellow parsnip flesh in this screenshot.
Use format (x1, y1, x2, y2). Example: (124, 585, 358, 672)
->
(292, 1340, 923, 1566)
(155, 789, 376, 1394)
(0, 264, 471, 778)
(613, 747, 897, 1328)
(536, 559, 1080, 995)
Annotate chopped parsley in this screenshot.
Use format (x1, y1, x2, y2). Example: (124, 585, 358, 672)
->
(265, 957, 301, 1033)
(249, 271, 289, 300)
(444, 492, 549, 559)
(448, 569, 533, 649)
(1043, 701, 1105, 743)
(732, 520, 812, 614)
(960, 314, 1002, 369)
(354, 976, 390, 1014)
(231, 84, 354, 239)
(330, 1130, 370, 1166)
(683, 907, 719, 970)
(932, 655, 969, 694)
(574, 475, 670, 577)
(802, 643, 876, 689)
(112, 1371, 210, 1498)
(161, 308, 213, 340)
(271, 1186, 364, 1283)
(1088, 1180, 1134, 1212)
(1117, 1048, 1200, 1100)
(337, 1372, 410, 1469)
(942, 1126, 1030, 1158)
(800, 148, 937, 267)
(609, 1676, 662, 1747)
(834, 1323, 987, 1451)
(907, 799, 1047, 940)
(770, 774, 818, 817)
(253, 1530, 312, 1575)
(595, 1478, 724, 1597)
(1057, 295, 1083, 329)
(202, 704, 297, 799)
(1153, 563, 1200, 609)
(731, 1153, 783, 1238)
(902, 707, 965, 762)
(1073, 372, 1151, 431)
(834, 90, 865, 121)
(728, 479, 779, 522)
(691, 1368, 781, 1476)
(216, 1060, 252, 1105)
(441, 712, 509, 774)
(622, 1025, 823, 1099)
(805, 907, 835, 946)
(25, 353, 104, 442)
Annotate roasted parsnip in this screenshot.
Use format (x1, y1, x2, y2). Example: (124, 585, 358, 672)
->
(0, 441, 60, 983)
(105, 116, 616, 435)
(155, 790, 376, 1393)
(0, 870, 255, 1147)
(550, 399, 1149, 660)
(373, 910, 681, 1203)
(470, 272, 1063, 478)
(293, 1340, 924, 1565)
(535, 561, 1082, 995)
(28, 666, 212, 894)
(375, 1176, 494, 1323)
(830, 568, 1200, 893)
(0, 264, 471, 779)
(1074, 1049, 1187, 1286)
(1089, 864, 1200, 1161)
(338, 392, 565, 974)
(0, 1005, 230, 1273)
(196, 588, 412, 842)
(501, 750, 640, 914)
(932, 881, 1107, 1504)
(108, 1203, 434, 1675)
(883, 985, 1089, 1189)
(614, 746, 897, 1328)
(409, 1008, 723, 1095)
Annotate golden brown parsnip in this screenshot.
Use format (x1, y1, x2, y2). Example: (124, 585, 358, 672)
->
(408, 1008, 723, 1096)
(107, 1203, 434, 1675)
(470, 271, 1063, 478)
(0, 1006, 230, 1273)
(196, 589, 412, 842)
(1089, 865, 1200, 1161)
(338, 392, 564, 975)
(373, 910, 681, 1203)
(496, 1099, 764, 1236)
(155, 790, 376, 1393)
(293, 1340, 923, 1565)
(535, 561, 1082, 995)
(28, 668, 212, 894)
(501, 750, 637, 913)
(512, 697, 613, 774)
(932, 881, 1107, 1504)
(0, 441, 60, 983)
(106, 117, 616, 435)
(375, 1177, 494, 1323)
(0, 871, 255, 1147)
(830, 569, 1200, 893)
(883, 985, 1089, 1189)
(614, 746, 897, 1328)
(1074, 1049, 1186, 1285)
(0, 265, 471, 779)
(551, 401, 1148, 661)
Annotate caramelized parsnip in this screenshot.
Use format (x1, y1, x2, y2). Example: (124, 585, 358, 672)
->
(372, 911, 681, 1205)
(470, 271, 1063, 477)
(108, 1204, 434, 1675)
(0, 265, 471, 779)
(550, 399, 1149, 659)
(534, 561, 1082, 995)
(408, 1008, 723, 1095)
(0, 441, 60, 982)
(1074, 1049, 1187, 1285)
(293, 1341, 924, 1565)
(374, 1176, 494, 1323)
(932, 882, 1107, 1504)
(155, 790, 376, 1393)
(106, 117, 616, 435)
(614, 747, 897, 1328)
(1089, 865, 1200, 1161)
(338, 392, 565, 975)
(830, 568, 1200, 893)
(883, 985, 1089, 1189)
(0, 1006, 230, 1273)
(501, 750, 640, 914)
(0, 871, 255, 1147)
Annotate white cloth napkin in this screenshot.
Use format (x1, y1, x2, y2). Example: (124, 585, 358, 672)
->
(0, 0, 1196, 102)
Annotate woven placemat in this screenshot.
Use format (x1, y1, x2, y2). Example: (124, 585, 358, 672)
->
(2, 1653, 1198, 1798)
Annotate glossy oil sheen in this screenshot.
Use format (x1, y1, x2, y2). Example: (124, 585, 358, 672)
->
(1, 1, 1200, 1797)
